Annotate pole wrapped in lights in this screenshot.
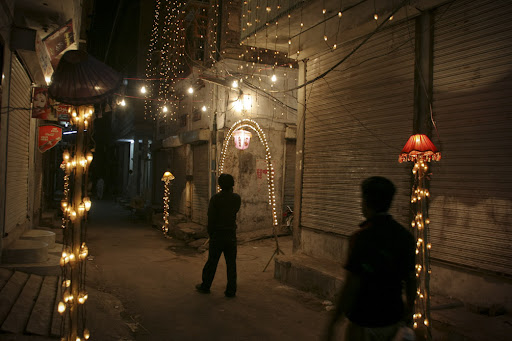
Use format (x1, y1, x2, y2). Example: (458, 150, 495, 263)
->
(399, 133, 441, 340)
(58, 105, 95, 341)
(161, 171, 175, 234)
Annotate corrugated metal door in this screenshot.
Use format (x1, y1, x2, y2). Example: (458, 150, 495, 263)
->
(5, 56, 32, 233)
(283, 140, 295, 209)
(301, 19, 416, 235)
(429, 0, 512, 275)
(192, 143, 209, 225)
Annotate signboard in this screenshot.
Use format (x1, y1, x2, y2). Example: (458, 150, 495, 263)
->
(35, 33, 54, 84)
(32, 87, 71, 121)
(32, 87, 55, 120)
(43, 20, 75, 69)
(38, 125, 62, 152)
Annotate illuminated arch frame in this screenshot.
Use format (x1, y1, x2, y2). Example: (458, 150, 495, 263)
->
(219, 119, 278, 226)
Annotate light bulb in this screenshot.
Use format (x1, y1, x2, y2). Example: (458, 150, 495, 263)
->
(338, 11, 342, 17)
(271, 74, 277, 82)
(120, 99, 126, 106)
(58, 302, 66, 314)
(63, 150, 70, 161)
(202, 105, 207, 112)
(163, 106, 168, 113)
(84, 329, 90, 340)
(86, 152, 93, 163)
(188, 87, 194, 94)
(140, 86, 146, 94)
(374, 14, 379, 20)
(232, 80, 238, 88)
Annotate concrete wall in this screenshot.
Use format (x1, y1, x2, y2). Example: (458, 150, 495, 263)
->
(431, 263, 512, 312)
(300, 229, 350, 264)
(220, 123, 286, 233)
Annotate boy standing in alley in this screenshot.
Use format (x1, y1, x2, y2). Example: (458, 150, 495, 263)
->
(196, 174, 241, 297)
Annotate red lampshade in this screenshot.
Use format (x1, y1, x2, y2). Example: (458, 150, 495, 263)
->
(399, 134, 441, 163)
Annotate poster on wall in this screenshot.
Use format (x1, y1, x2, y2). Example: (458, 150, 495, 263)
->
(32, 87, 71, 121)
(38, 125, 62, 152)
(43, 20, 75, 69)
(32, 87, 56, 120)
(35, 33, 53, 84)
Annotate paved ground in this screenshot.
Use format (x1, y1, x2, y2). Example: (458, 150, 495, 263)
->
(84, 201, 332, 341)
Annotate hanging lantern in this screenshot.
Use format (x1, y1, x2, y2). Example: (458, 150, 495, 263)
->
(233, 129, 252, 150)
(399, 134, 441, 163)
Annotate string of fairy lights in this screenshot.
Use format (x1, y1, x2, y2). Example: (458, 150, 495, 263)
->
(400, 134, 441, 339)
(58, 106, 95, 341)
(161, 171, 175, 234)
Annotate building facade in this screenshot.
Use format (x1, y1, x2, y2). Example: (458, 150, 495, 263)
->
(0, 0, 89, 262)
(242, 0, 512, 311)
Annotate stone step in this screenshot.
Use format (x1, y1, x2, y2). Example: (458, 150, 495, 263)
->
(0, 271, 29, 323)
(1, 240, 49, 264)
(26, 276, 58, 336)
(0, 269, 61, 339)
(1, 274, 43, 334)
(21, 230, 56, 248)
(1, 252, 62, 277)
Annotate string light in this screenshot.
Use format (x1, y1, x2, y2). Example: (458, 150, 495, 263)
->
(399, 134, 441, 339)
(161, 171, 175, 234)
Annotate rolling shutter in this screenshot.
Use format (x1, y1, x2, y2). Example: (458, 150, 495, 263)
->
(5, 56, 32, 233)
(429, 0, 512, 275)
(283, 140, 295, 209)
(192, 143, 209, 225)
(301, 19, 416, 235)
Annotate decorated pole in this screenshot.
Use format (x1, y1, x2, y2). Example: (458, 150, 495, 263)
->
(161, 171, 175, 234)
(399, 134, 441, 341)
(49, 50, 121, 341)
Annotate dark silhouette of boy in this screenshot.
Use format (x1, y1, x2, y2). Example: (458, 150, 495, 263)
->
(196, 174, 241, 297)
(325, 176, 416, 340)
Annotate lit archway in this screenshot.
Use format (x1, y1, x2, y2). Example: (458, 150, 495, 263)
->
(219, 119, 278, 226)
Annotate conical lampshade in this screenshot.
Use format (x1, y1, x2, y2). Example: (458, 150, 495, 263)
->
(48, 50, 122, 105)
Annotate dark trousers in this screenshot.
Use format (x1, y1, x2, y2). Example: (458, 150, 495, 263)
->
(201, 236, 237, 294)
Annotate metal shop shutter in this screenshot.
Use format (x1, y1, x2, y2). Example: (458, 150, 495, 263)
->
(192, 143, 209, 225)
(283, 139, 296, 210)
(301, 19, 415, 236)
(429, 0, 512, 276)
(5, 56, 32, 233)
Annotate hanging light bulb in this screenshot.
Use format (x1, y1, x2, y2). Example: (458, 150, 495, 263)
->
(201, 105, 207, 112)
(187, 87, 194, 94)
(120, 99, 126, 106)
(86, 152, 93, 163)
(163, 106, 168, 113)
(374, 14, 379, 20)
(83, 329, 90, 340)
(232, 80, 238, 88)
(271, 74, 277, 82)
(84, 197, 91, 211)
(140, 86, 146, 94)
(58, 302, 66, 314)
(63, 150, 70, 162)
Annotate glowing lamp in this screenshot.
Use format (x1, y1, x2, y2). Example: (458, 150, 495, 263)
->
(161, 171, 175, 181)
(83, 197, 92, 211)
(63, 150, 70, 161)
(233, 129, 252, 150)
(399, 134, 441, 163)
(86, 152, 93, 163)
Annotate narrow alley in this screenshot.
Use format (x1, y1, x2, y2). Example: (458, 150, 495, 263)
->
(84, 201, 330, 341)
